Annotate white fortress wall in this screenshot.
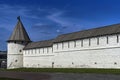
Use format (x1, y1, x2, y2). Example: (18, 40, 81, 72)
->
(53, 34, 120, 68)
(23, 47, 54, 68)
(8, 17, 120, 69)
(23, 34, 120, 68)
(7, 42, 24, 68)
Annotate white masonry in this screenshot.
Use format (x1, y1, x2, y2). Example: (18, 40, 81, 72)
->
(7, 17, 120, 69)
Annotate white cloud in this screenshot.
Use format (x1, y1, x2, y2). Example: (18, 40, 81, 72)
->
(47, 11, 69, 26)
(46, 11, 86, 33)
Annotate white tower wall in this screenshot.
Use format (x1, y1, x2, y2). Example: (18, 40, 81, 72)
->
(7, 42, 25, 69)
(7, 16, 31, 69)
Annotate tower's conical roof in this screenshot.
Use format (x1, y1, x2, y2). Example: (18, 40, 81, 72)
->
(7, 16, 31, 42)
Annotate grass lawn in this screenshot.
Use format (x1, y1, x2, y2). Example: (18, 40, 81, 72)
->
(3, 68, 120, 74)
(0, 77, 24, 80)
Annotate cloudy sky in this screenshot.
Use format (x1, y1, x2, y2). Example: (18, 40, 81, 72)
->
(0, 0, 120, 50)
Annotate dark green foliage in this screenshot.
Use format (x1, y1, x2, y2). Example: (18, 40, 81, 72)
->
(4, 68, 120, 74)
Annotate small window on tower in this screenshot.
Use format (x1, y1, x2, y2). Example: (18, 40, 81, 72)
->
(94, 62, 97, 64)
(15, 60, 18, 62)
(114, 62, 117, 65)
(19, 50, 22, 52)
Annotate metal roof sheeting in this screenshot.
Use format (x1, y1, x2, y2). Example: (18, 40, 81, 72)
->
(21, 23, 120, 50)
(54, 23, 120, 42)
(24, 39, 53, 49)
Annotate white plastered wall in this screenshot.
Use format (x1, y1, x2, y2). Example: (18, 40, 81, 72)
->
(23, 47, 54, 68)
(23, 34, 120, 68)
(7, 42, 24, 69)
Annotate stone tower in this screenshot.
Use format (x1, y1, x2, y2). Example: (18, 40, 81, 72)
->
(7, 16, 31, 69)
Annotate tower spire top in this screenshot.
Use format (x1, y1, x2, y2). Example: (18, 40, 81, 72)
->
(17, 16, 21, 21)
(7, 16, 31, 42)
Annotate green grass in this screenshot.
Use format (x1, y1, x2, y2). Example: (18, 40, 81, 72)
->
(0, 77, 24, 80)
(3, 68, 120, 74)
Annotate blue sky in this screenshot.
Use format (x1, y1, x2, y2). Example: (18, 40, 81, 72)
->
(0, 0, 120, 50)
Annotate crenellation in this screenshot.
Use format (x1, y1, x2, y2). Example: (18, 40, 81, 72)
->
(91, 37, 97, 47)
(83, 38, 89, 47)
